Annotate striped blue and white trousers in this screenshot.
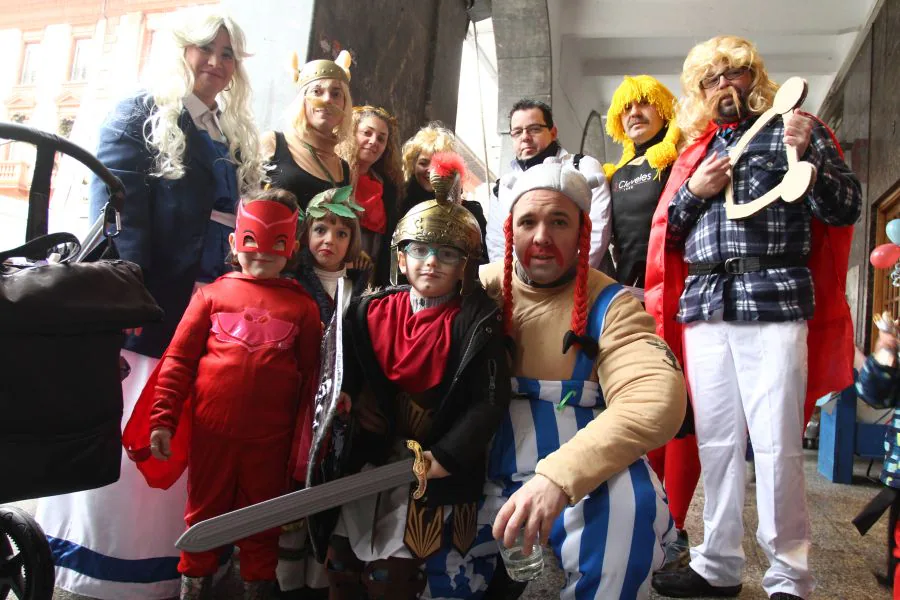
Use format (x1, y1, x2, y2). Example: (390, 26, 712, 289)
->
(483, 377, 676, 600)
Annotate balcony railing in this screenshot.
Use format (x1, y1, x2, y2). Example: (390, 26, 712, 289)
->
(0, 160, 31, 198)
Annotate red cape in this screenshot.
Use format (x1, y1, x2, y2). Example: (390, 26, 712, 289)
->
(644, 121, 855, 424)
(122, 273, 319, 489)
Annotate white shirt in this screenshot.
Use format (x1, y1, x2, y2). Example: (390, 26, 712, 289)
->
(314, 266, 353, 316)
(183, 93, 232, 231)
(485, 147, 612, 269)
(183, 93, 226, 143)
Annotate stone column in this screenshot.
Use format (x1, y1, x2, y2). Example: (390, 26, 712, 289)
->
(491, 0, 551, 168)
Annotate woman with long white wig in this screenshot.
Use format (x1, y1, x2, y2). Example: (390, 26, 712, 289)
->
(35, 7, 265, 600)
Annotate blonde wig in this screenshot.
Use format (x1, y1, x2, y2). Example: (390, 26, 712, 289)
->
(400, 122, 456, 183)
(287, 79, 354, 145)
(677, 35, 779, 142)
(603, 75, 681, 179)
(143, 7, 265, 191)
(337, 106, 405, 200)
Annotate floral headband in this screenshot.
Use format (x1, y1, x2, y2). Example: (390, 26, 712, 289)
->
(304, 185, 365, 221)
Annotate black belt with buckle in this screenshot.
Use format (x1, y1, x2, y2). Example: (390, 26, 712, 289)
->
(687, 255, 807, 276)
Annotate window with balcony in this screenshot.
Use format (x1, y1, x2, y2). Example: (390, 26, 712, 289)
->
(69, 38, 91, 82)
(19, 43, 39, 85)
(58, 116, 75, 138)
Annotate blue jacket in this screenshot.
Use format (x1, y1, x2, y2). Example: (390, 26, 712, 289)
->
(856, 355, 900, 488)
(89, 93, 234, 358)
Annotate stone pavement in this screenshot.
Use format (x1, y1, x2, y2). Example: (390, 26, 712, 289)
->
(5, 449, 892, 599)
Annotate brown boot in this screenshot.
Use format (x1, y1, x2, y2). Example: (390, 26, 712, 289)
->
(326, 536, 365, 600)
(243, 579, 277, 600)
(362, 558, 426, 600)
(180, 575, 213, 600)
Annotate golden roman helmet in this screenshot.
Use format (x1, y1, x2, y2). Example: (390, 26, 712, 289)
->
(292, 49, 352, 88)
(390, 152, 483, 288)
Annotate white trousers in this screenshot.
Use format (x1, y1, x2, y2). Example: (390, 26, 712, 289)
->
(683, 317, 813, 599)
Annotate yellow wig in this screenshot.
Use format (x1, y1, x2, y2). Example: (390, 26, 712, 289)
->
(603, 75, 680, 179)
(677, 35, 779, 142)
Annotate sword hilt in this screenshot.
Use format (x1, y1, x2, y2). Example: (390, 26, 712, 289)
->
(406, 440, 430, 500)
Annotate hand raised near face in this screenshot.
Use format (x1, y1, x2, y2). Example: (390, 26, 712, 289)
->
(783, 111, 815, 158)
(687, 151, 732, 200)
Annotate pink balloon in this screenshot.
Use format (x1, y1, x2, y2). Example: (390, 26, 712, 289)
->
(870, 243, 900, 269)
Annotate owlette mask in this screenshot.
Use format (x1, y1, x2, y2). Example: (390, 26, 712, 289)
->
(234, 200, 299, 258)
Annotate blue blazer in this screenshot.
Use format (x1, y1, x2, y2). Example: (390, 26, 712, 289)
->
(89, 93, 231, 358)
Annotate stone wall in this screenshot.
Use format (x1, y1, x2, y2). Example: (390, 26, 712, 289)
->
(867, 0, 900, 204)
(833, 0, 900, 347)
(838, 35, 872, 344)
(305, 0, 469, 143)
(493, 0, 551, 167)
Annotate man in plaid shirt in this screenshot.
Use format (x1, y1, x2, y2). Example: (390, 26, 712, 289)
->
(650, 36, 861, 600)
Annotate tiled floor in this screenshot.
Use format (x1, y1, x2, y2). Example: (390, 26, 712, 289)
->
(4, 449, 891, 599)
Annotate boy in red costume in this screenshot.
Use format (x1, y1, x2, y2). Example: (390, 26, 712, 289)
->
(125, 188, 321, 600)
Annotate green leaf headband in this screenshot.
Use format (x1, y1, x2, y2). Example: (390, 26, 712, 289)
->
(304, 185, 365, 221)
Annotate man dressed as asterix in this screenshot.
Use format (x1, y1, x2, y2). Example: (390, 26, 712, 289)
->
(480, 159, 686, 599)
(646, 35, 861, 600)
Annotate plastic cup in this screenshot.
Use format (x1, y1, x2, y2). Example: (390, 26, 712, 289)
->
(498, 530, 544, 582)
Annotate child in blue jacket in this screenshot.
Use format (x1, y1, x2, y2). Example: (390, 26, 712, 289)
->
(855, 312, 900, 599)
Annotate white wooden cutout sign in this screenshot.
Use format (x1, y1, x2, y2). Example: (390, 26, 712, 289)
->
(724, 77, 817, 220)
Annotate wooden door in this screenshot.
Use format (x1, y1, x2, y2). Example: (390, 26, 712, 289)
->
(871, 188, 900, 346)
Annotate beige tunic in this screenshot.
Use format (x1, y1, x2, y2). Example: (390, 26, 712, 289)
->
(480, 262, 686, 503)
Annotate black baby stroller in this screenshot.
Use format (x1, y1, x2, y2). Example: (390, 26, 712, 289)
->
(0, 122, 163, 599)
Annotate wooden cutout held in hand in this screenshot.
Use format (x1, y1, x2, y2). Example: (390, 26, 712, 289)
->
(724, 77, 817, 220)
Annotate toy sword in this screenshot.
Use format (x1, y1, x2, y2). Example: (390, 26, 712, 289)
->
(306, 275, 345, 491)
(175, 440, 431, 552)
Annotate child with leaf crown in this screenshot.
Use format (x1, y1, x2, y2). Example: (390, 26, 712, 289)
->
(293, 185, 370, 324)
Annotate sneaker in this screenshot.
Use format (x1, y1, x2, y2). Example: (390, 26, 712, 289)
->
(652, 566, 742, 598)
(660, 529, 690, 571)
(180, 575, 213, 600)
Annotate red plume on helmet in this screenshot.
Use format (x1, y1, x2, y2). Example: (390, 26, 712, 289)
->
(429, 152, 467, 179)
(428, 152, 467, 205)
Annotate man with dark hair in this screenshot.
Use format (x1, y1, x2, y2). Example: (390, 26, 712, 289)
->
(485, 98, 611, 268)
(509, 98, 555, 129)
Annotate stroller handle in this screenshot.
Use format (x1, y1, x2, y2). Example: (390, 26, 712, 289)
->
(0, 121, 126, 241)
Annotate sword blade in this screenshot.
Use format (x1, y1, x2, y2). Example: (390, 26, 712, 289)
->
(175, 458, 416, 552)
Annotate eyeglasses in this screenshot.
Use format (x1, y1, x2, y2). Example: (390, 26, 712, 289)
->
(403, 242, 466, 265)
(700, 67, 751, 90)
(510, 124, 549, 139)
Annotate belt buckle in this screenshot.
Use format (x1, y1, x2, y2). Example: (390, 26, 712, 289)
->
(723, 257, 744, 274)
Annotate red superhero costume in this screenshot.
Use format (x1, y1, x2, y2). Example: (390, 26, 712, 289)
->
(123, 199, 322, 582)
(645, 120, 855, 431)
